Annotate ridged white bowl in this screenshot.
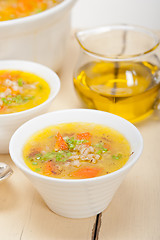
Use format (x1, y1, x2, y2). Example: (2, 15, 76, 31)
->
(9, 109, 143, 218)
(0, 60, 60, 153)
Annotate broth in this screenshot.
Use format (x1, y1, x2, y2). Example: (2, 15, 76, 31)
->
(23, 122, 131, 179)
(0, 70, 50, 114)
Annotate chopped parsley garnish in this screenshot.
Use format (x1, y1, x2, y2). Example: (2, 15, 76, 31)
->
(23, 96, 35, 101)
(36, 9, 42, 13)
(17, 78, 23, 86)
(43, 152, 56, 161)
(14, 95, 23, 103)
(56, 151, 66, 162)
(1, 95, 35, 106)
(65, 136, 88, 150)
(29, 150, 72, 163)
(38, 84, 43, 90)
(112, 154, 122, 160)
(35, 168, 41, 172)
(32, 162, 38, 165)
(95, 142, 108, 154)
(35, 153, 42, 160)
(66, 152, 72, 157)
(1, 97, 11, 105)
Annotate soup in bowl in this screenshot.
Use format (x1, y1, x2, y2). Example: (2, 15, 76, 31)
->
(9, 109, 143, 218)
(0, 69, 50, 114)
(0, 60, 60, 153)
(23, 122, 131, 179)
(0, 0, 76, 70)
(0, 0, 63, 21)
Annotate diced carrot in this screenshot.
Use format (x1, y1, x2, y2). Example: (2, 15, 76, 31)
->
(104, 143, 111, 151)
(70, 166, 102, 179)
(43, 161, 59, 175)
(18, 0, 32, 8)
(10, 88, 20, 95)
(77, 132, 91, 145)
(54, 132, 68, 151)
(0, 86, 8, 92)
(0, 86, 19, 96)
(0, 72, 12, 80)
(43, 161, 54, 175)
(0, 105, 5, 112)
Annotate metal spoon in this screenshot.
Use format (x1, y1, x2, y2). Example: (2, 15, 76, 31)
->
(0, 162, 13, 182)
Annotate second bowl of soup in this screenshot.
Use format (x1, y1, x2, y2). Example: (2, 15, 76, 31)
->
(0, 60, 60, 153)
(9, 109, 143, 218)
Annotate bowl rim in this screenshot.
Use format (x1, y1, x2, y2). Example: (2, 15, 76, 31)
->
(0, 0, 76, 27)
(0, 59, 60, 118)
(9, 109, 143, 183)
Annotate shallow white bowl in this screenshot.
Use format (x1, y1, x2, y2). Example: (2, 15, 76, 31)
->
(0, 0, 76, 71)
(9, 109, 143, 218)
(0, 60, 60, 153)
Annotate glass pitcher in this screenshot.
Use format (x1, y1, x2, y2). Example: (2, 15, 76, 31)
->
(73, 25, 160, 123)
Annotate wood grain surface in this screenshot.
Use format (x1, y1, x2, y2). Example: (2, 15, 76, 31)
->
(0, 35, 160, 240)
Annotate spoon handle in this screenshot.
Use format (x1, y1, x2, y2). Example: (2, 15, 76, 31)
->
(0, 163, 13, 181)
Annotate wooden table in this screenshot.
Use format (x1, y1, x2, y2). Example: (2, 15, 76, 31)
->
(0, 35, 160, 240)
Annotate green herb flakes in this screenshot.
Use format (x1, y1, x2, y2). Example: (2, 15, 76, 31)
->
(112, 154, 122, 160)
(32, 162, 38, 165)
(35, 168, 41, 172)
(17, 78, 23, 86)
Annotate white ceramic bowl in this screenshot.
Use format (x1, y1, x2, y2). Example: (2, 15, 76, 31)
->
(0, 60, 60, 154)
(9, 109, 143, 218)
(0, 0, 76, 71)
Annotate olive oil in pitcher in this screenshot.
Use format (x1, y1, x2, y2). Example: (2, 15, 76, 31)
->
(74, 61, 160, 123)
